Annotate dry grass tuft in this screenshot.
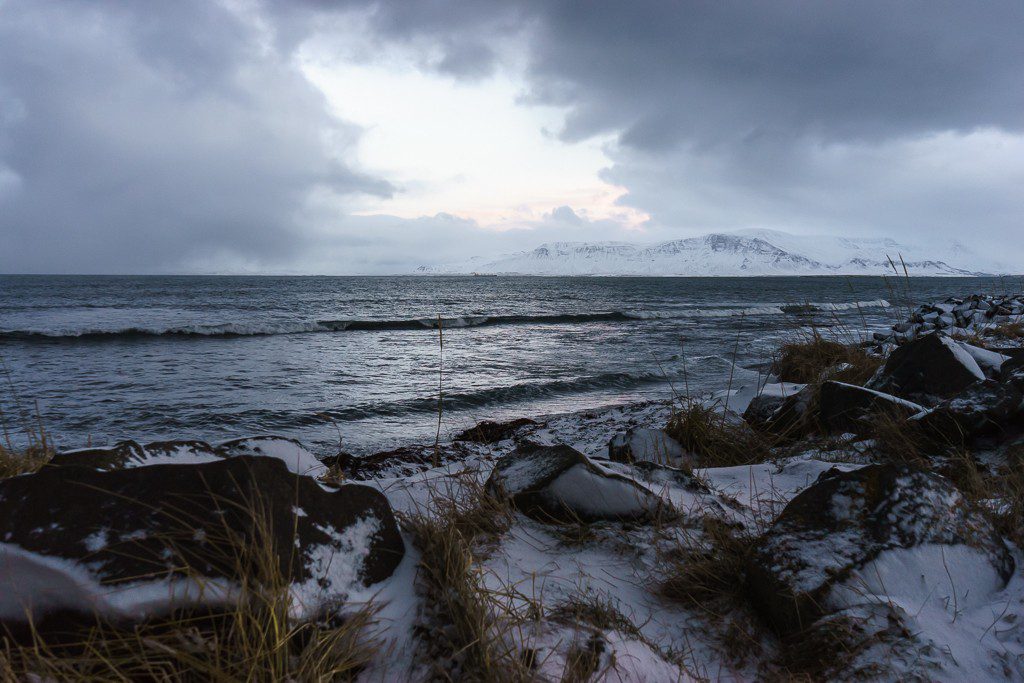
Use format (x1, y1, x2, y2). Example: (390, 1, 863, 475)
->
(989, 447, 1024, 549)
(402, 472, 532, 682)
(0, 440, 52, 479)
(865, 409, 931, 464)
(1, 491, 380, 681)
(549, 594, 642, 639)
(950, 442, 1024, 550)
(984, 320, 1024, 341)
(773, 332, 881, 385)
(0, 404, 54, 479)
(656, 519, 765, 665)
(775, 611, 899, 681)
(658, 519, 752, 611)
(666, 400, 772, 468)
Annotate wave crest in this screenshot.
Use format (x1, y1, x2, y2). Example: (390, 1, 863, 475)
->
(0, 299, 890, 341)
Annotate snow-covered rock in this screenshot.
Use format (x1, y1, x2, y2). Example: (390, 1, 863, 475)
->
(486, 443, 664, 523)
(874, 294, 1024, 346)
(748, 463, 1013, 637)
(48, 435, 328, 478)
(0, 456, 404, 629)
(817, 381, 924, 434)
(608, 428, 693, 468)
(912, 378, 1024, 446)
(742, 384, 815, 439)
(867, 333, 985, 402)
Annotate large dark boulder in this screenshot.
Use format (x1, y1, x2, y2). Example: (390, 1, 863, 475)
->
(0, 456, 404, 628)
(817, 381, 924, 434)
(747, 464, 1013, 636)
(867, 333, 985, 402)
(485, 443, 663, 523)
(47, 436, 326, 477)
(46, 440, 155, 470)
(912, 379, 1024, 447)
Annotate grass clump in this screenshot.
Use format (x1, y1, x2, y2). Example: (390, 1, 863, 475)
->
(403, 472, 532, 682)
(0, 439, 52, 479)
(666, 399, 771, 467)
(0, 402, 54, 479)
(984, 320, 1024, 341)
(656, 519, 764, 666)
(866, 409, 930, 464)
(658, 520, 753, 611)
(772, 332, 881, 385)
(1, 492, 380, 681)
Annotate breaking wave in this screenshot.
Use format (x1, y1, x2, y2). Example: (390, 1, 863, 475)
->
(181, 371, 672, 430)
(0, 299, 890, 341)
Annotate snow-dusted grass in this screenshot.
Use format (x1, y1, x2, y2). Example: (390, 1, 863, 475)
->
(399, 471, 535, 682)
(665, 399, 772, 467)
(773, 331, 881, 385)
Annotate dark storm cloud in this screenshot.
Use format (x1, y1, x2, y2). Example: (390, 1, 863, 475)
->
(333, 0, 1024, 256)
(321, 0, 1024, 148)
(2, 0, 1022, 273)
(0, 0, 391, 274)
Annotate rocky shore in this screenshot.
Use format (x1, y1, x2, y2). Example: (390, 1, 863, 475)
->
(2, 293, 1024, 680)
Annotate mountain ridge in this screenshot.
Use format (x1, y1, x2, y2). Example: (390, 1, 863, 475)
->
(418, 231, 1005, 276)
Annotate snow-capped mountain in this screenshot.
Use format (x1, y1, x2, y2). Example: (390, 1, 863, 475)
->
(419, 230, 1006, 276)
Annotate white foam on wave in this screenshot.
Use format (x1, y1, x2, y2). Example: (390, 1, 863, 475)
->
(624, 299, 889, 320)
(809, 298, 891, 311)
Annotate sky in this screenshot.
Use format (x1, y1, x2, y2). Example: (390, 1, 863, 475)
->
(0, 0, 1021, 274)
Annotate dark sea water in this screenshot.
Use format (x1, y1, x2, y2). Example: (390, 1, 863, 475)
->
(0, 275, 1017, 455)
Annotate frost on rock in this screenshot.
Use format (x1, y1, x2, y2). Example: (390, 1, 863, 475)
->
(486, 443, 663, 523)
(748, 463, 1013, 660)
(48, 435, 328, 478)
(607, 427, 694, 468)
(217, 436, 328, 478)
(817, 381, 924, 434)
(0, 456, 404, 630)
(868, 332, 987, 402)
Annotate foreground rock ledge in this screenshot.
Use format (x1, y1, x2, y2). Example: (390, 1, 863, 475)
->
(747, 463, 1014, 636)
(0, 455, 405, 630)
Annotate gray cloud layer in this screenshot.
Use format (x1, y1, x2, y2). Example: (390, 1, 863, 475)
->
(2, 0, 1022, 273)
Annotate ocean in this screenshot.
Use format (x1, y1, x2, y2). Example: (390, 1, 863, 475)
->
(0, 274, 1015, 455)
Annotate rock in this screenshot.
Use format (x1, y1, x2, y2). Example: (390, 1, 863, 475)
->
(454, 417, 537, 443)
(328, 442, 477, 480)
(47, 440, 152, 470)
(912, 379, 1024, 447)
(486, 443, 663, 523)
(141, 439, 225, 463)
(747, 463, 1013, 636)
(607, 428, 693, 468)
(218, 436, 327, 477)
(742, 394, 787, 429)
(743, 386, 814, 438)
(817, 381, 924, 434)
(0, 456, 404, 629)
(1000, 352, 1024, 380)
(957, 342, 1009, 378)
(867, 333, 985, 401)
(49, 436, 327, 478)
